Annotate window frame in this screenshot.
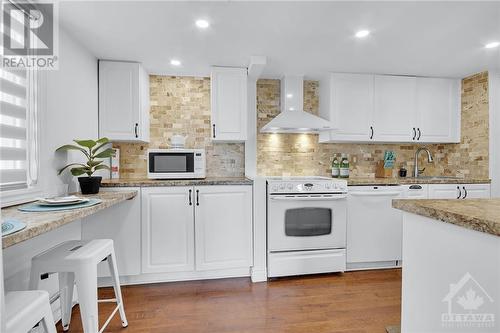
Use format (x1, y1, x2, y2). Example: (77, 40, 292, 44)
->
(0, 67, 42, 208)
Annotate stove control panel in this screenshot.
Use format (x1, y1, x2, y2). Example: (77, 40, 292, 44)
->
(268, 179, 348, 194)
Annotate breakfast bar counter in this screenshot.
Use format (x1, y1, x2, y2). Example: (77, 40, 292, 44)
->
(1, 190, 138, 249)
(392, 198, 499, 332)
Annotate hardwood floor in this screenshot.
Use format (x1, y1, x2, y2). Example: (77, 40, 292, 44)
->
(56, 269, 402, 333)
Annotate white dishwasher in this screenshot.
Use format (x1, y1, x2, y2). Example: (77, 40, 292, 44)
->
(347, 185, 403, 270)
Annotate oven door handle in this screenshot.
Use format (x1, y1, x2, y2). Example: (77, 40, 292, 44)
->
(270, 195, 347, 201)
(350, 191, 401, 197)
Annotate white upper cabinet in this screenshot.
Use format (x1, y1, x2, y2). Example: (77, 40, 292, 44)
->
(319, 73, 374, 142)
(99, 60, 150, 142)
(319, 73, 461, 144)
(210, 67, 248, 142)
(415, 77, 460, 143)
(373, 75, 416, 142)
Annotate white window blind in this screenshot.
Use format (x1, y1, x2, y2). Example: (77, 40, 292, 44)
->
(0, 5, 39, 192)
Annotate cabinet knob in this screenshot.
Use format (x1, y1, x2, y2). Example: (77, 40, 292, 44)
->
(134, 123, 139, 138)
(189, 189, 192, 206)
(417, 128, 421, 140)
(212, 124, 216, 138)
(196, 189, 200, 206)
(462, 186, 467, 199)
(369, 126, 374, 140)
(456, 186, 462, 199)
(412, 128, 416, 140)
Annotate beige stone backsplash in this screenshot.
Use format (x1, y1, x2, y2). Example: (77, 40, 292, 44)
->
(114, 76, 245, 179)
(257, 72, 489, 179)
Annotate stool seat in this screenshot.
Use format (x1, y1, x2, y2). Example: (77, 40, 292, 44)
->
(5, 290, 56, 333)
(30, 239, 127, 333)
(33, 239, 113, 267)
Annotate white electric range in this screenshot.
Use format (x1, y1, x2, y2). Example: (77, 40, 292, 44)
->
(266, 177, 348, 278)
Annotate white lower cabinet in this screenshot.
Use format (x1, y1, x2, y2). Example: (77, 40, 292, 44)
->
(141, 186, 195, 273)
(428, 183, 491, 199)
(195, 186, 253, 271)
(141, 185, 253, 275)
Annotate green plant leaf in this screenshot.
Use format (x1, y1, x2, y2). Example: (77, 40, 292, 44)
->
(70, 167, 90, 176)
(55, 145, 90, 158)
(96, 137, 109, 144)
(73, 139, 96, 149)
(57, 163, 88, 175)
(87, 160, 103, 167)
(94, 165, 110, 171)
(92, 139, 111, 155)
(94, 148, 116, 159)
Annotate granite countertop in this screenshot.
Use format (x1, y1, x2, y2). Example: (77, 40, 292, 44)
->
(1, 190, 138, 249)
(393, 198, 500, 237)
(347, 177, 491, 186)
(101, 177, 254, 187)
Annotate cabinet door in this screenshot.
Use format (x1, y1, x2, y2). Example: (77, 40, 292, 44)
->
(194, 185, 252, 271)
(326, 73, 374, 142)
(99, 61, 140, 141)
(428, 184, 462, 199)
(416, 78, 460, 143)
(373, 75, 416, 142)
(141, 187, 195, 273)
(82, 188, 141, 277)
(211, 67, 248, 141)
(462, 184, 491, 199)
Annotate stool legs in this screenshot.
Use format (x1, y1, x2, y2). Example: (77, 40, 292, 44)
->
(107, 251, 128, 327)
(40, 300, 58, 333)
(59, 272, 75, 331)
(75, 266, 98, 333)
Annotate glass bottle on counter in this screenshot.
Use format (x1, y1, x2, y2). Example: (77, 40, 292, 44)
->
(340, 154, 350, 178)
(331, 154, 340, 178)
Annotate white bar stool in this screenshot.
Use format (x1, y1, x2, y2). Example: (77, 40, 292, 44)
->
(29, 239, 128, 333)
(5, 290, 57, 333)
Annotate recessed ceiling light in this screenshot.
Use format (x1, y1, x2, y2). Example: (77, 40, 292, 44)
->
(355, 30, 370, 38)
(286, 93, 293, 98)
(170, 59, 181, 66)
(195, 19, 210, 29)
(485, 41, 500, 49)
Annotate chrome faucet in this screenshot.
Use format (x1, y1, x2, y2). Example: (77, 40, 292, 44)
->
(414, 147, 434, 177)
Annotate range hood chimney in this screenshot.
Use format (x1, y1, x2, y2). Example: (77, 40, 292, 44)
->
(260, 75, 333, 134)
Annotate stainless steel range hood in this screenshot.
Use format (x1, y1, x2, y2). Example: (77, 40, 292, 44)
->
(260, 75, 333, 134)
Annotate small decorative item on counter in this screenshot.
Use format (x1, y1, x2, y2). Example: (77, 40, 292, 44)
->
(339, 154, 350, 178)
(376, 150, 396, 178)
(56, 137, 115, 194)
(331, 154, 340, 178)
(399, 162, 408, 178)
(110, 148, 120, 179)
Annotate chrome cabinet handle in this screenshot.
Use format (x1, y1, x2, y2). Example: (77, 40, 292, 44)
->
(456, 186, 462, 199)
(417, 128, 421, 140)
(462, 186, 467, 199)
(196, 189, 199, 206)
(134, 123, 139, 138)
(212, 124, 216, 138)
(189, 189, 192, 206)
(369, 126, 374, 139)
(412, 128, 416, 140)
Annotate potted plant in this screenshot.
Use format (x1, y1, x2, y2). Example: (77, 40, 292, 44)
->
(56, 138, 115, 194)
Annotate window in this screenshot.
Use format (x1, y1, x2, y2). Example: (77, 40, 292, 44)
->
(0, 66, 39, 204)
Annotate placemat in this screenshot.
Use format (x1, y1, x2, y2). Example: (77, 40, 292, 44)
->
(2, 219, 27, 236)
(18, 198, 102, 212)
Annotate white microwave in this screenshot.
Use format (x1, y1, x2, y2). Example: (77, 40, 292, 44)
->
(147, 149, 206, 179)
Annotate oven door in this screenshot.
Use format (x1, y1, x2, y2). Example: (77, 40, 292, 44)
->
(268, 194, 347, 252)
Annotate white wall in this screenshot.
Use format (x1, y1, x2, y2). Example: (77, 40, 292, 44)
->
(489, 70, 500, 197)
(40, 27, 99, 196)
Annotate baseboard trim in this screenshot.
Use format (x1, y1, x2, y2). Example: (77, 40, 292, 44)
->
(250, 268, 268, 282)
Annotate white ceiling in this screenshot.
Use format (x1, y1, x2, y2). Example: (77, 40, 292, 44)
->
(59, 1, 500, 79)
